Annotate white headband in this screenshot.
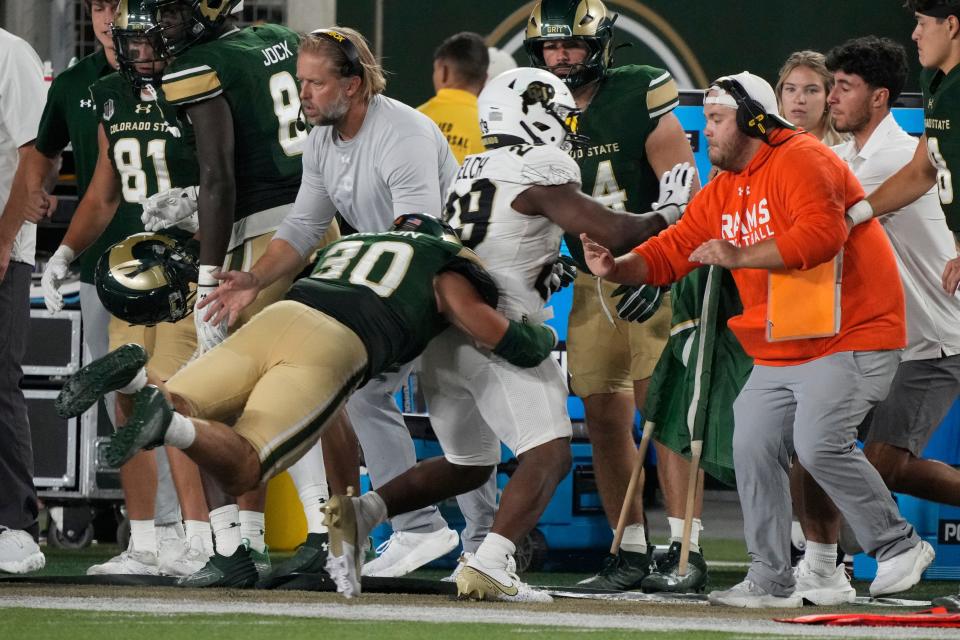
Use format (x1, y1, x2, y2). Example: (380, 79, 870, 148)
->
(704, 87, 738, 110)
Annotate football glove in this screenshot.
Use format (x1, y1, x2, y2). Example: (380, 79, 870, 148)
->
(41, 245, 75, 315)
(194, 265, 228, 352)
(546, 255, 577, 294)
(652, 161, 694, 225)
(141, 186, 199, 233)
(611, 284, 664, 323)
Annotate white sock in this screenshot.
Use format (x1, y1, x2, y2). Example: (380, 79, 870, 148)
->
(163, 412, 196, 449)
(297, 483, 329, 535)
(668, 516, 702, 552)
(185, 519, 213, 555)
(805, 541, 838, 575)
(156, 520, 185, 541)
(129, 519, 157, 555)
(620, 524, 647, 554)
(356, 491, 389, 536)
(210, 504, 242, 556)
(239, 510, 266, 552)
(118, 367, 148, 395)
(475, 532, 515, 571)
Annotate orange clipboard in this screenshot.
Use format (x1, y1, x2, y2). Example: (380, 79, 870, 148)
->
(766, 253, 842, 342)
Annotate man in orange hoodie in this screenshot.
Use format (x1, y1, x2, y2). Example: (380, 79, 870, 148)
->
(582, 71, 933, 608)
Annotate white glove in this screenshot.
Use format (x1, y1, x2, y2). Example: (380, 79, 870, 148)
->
(41, 245, 76, 314)
(140, 185, 199, 233)
(653, 161, 695, 225)
(194, 265, 228, 352)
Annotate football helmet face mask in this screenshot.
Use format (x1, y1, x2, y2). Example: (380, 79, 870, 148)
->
(478, 67, 587, 150)
(113, 0, 167, 92)
(524, 0, 617, 89)
(391, 213, 461, 245)
(96, 233, 199, 326)
(145, 0, 237, 58)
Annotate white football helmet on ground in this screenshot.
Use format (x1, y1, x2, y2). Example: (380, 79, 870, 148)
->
(478, 67, 587, 150)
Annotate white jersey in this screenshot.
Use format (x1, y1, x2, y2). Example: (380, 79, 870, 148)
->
(444, 143, 580, 322)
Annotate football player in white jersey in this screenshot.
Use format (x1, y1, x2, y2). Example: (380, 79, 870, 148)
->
(323, 68, 692, 603)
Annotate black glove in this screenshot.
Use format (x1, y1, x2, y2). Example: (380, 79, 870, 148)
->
(611, 284, 664, 323)
(546, 255, 577, 294)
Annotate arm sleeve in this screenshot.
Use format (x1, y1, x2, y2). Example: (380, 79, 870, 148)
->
(634, 186, 716, 285)
(273, 136, 338, 257)
(773, 147, 858, 270)
(0, 38, 46, 148)
(382, 133, 447, 215)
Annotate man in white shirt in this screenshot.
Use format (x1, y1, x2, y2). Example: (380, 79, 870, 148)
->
(793, 35, 960, 605)
(201, 27, 467, 577)
(0, 28, 51, 574)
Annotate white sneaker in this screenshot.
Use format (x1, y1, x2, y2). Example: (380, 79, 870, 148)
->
(793, 559, 856, 605)
(456, 554, 552, 603)
(86, 548, 159, 576)
(0, 527, 45, 574)
(159, 535, 211, 577)
(708, 578, 802, 608)
(441, 552, 473, 583)
(361, 527, 459, 578)
(870, 540, 935, 597)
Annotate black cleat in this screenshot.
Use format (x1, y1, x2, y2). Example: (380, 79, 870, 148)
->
(105, 386, 172, 468)
(576, 548, 653, 591)
(641, 541, 708, 593)
(176, 546, 259, 588)
(55, 343, 148, 417)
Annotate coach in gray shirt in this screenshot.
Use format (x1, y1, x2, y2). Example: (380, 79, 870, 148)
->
(202, 27, 469, 577)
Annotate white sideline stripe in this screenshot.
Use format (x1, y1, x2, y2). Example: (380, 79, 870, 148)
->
(1, 596, 957, 639)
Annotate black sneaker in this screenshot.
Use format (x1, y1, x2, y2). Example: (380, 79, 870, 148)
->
(576, 548, 653, 591)
(105, 386, 172, 468)
(55, 343, 148, 418)
(257, 533, 327, 587)
(933, 593, 960, 612)
(641, 541, 708, 593)
(176, 546, 259, 588)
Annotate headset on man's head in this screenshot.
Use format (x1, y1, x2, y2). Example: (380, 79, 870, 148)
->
(311, 28, 364, 79)
(714, 78, 770, 141)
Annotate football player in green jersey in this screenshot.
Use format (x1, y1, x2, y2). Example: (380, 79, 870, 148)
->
(68, 215, 557, 595)
(141, 0, 352, 586)
(40, 0, 215, 578)
(847, 0, 960, 295)
(525, 0, 707, 592)
(1, 0, 204, 578)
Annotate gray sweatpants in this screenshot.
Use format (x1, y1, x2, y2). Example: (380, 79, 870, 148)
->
(80, 283, 180, 526)
(732, 350, 919, 596)
(347, 362, 448, 534)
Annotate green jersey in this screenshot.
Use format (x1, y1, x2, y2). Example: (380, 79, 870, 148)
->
(286, 232, 485, 380)
(34, 50, 114, 283)
(566, 65, 679, 271)
(82, 73, 197, 283)
(921, 66, 960, 232)
(161, 24, 305, 224)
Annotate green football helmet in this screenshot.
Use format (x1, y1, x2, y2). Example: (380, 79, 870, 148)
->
(95, 233, 199, 326)
(391, 213, 461, 245)
(524, 0, 618, 89)
(145, 0, 239, 58)
(113, 0, 167, 92)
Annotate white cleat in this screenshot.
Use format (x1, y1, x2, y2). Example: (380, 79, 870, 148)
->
(708, 578, 802, 608)
(159, 534, 212, 577)
(870, 540, 935, 597)
(793, 559, 856, 605)
(0, 527, 45, 574)
(361, 527, 459, 578)
(456, 554, 552, 603)
(323, 494, 369, 598)
(86, 548, 160, 576)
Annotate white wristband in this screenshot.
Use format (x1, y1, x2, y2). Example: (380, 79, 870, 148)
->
(846, 200, 874, 226)
(656, 204, 683, 226)
(198, 264, 219, 287)
(53, 244, 76, 263)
